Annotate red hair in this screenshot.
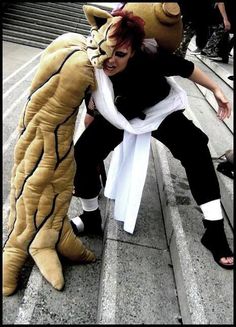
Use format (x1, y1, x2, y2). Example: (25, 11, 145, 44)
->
(110, 10, 145, 51)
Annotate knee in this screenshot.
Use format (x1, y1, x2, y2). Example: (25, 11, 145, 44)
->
(193, 128, 209, 145)
(172, 128, 209, 162)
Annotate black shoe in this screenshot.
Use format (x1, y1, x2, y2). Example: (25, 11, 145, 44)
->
(217, 161, 234, 179)
(212, 56, 229, 64)
(71, 209, 103, 235)
(228, 75, 234, 81)
(201, 219, 234, 269)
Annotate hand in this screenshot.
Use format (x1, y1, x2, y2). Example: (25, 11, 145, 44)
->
(213, 88, 232, 120)
(84, 113, 95, 127)
(85, 96, 95, 127)
(223, 19, 231, 31)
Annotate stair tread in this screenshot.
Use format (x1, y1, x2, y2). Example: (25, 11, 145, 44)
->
(8, 4, 85, 22)
(3, 14, 90, 29)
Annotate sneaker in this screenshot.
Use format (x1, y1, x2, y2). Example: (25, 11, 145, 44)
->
(211, 56, 229, 64)
(190, 48, 201, 54)
(71, 209, 103, 235)
(202, 52, 219, 58)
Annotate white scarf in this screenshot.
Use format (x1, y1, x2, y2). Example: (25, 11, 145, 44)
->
(93, 69, 188, 234)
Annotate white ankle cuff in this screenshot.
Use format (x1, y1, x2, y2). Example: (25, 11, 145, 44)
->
(200, 199, 223, 221)
(71, 216, 84, 232)
(80, 196, 99, 212)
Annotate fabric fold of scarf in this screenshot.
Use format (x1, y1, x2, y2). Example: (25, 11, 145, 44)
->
(93, 68, 188, 233)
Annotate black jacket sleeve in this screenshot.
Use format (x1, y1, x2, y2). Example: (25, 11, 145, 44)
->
(155, 48, 195, 78)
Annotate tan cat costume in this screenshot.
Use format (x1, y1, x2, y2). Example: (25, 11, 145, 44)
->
(3, 3, 182, 296)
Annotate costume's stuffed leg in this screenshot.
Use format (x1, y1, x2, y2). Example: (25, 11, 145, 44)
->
(3, 248, 29, 296)
(29, 197, 96, 290)
(28, 211, 66, 291)
(3, 129, 44, 296)
(29, 214, 96, 291)
(28, 131, 95, 290)
(3, 188, 27, 296)
(3, 187, 38, 296)
(3, 32, 96, 296)
(3, 228, 32, 296)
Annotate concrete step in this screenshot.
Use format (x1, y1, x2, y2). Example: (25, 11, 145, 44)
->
(3, 11, 89, 31)
(2, 2, 91, 48)
(3, 26, 61, 45)
(2, 35, 48, 50)
(2, 22, 86, 40)
(17, 2, 87, 19)
(3, 52, 42, 94)
(3, 25, 59, 45)
(3, 14, 89, 34)
(8, 3, 86, 24)
(2, 23, 89, 48)
(196, 54, 234, 88)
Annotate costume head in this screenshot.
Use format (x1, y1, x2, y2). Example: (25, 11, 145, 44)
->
(83, 2, 182, 69)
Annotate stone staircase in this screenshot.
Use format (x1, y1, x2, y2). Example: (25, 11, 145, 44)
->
(2, 2, 111, 49)
(2, 4, 234, 325)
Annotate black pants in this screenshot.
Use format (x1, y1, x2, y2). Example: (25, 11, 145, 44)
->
(73, 111, 220, 205)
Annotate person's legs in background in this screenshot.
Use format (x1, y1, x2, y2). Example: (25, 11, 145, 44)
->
(174, 21, 196, 58)
(227, 36, 234, 80)
(200, 23, 225, 57)
(211, 28, 230, 63)
(194, 21, 211, 53)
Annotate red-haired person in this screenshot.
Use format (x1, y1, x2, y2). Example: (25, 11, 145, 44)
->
(71, 10, 233, 270)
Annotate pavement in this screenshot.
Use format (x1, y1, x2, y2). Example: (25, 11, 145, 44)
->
(2, 40, 234, 325)
(3, 42, 42, 79)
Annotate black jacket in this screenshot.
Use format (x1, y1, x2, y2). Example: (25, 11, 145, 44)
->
(109, 47, 194, 120)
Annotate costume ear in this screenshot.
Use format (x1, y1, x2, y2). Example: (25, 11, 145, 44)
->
(83, 5, 112, 29)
